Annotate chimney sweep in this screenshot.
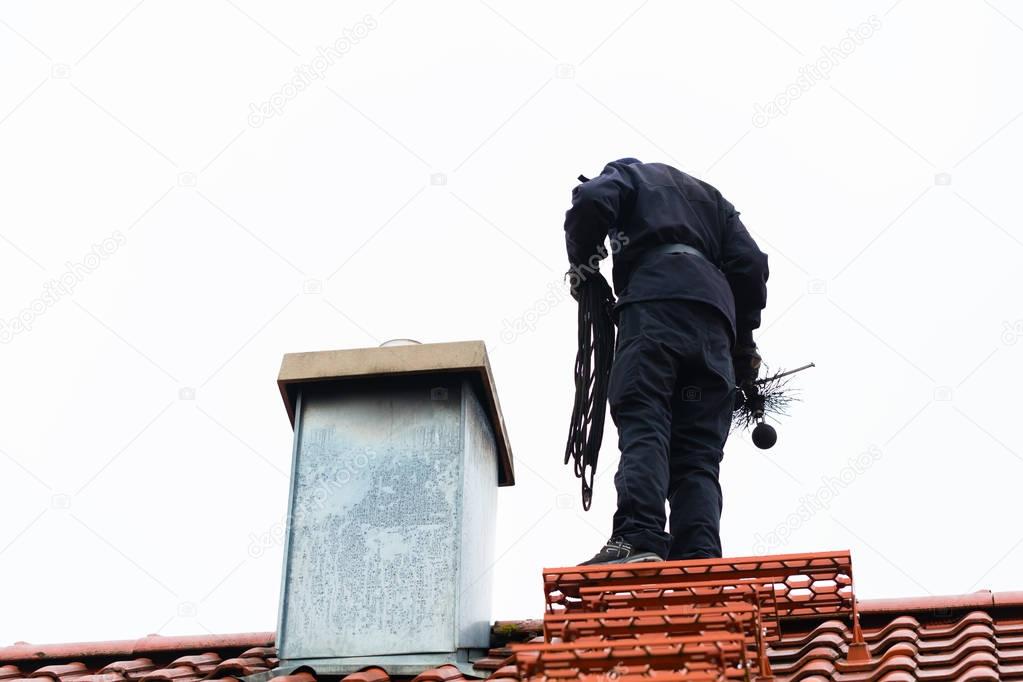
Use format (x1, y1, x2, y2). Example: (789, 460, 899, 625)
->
(562, 158, 770, 565)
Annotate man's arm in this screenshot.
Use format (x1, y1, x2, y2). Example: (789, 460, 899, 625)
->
(564, 167, 634, 267)
(719, 206, 769, 353)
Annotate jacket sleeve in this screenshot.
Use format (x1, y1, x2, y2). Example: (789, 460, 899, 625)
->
(719, 204, 769, 349)
(564, 167, 634, 266)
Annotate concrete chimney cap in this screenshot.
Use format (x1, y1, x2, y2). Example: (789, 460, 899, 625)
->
(276, 339, 515, 485)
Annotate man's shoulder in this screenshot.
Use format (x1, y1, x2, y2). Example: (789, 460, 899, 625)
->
(633, 163, 724, 202)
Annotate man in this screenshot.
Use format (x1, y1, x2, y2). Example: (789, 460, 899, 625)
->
(565, 158, 769, 565)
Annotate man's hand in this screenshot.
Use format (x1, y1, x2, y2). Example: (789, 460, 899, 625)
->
(733, 345, 762, 388)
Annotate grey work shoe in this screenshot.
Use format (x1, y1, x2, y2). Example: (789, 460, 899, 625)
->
(579, 536, 664, 565)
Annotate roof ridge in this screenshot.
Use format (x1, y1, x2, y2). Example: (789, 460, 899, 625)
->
(859, 590, 1023, 615)
(0, 634, 274, 663)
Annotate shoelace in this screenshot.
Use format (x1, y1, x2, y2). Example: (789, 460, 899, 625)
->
(606, 537, 633, 556)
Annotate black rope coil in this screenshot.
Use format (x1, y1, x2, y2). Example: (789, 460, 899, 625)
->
(564, 271, 617, 510)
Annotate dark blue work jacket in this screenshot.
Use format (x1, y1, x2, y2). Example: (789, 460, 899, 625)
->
(564, 159, 769, 347)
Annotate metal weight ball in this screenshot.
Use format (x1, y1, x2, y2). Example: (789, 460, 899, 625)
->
(752, 422, 777, 449)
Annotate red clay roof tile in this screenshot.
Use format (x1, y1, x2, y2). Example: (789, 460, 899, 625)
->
(235, 648, 275, 660)
(136, 668, 199, 682)
(166, 655, 219, 671)
(273, 673, 315, 682)
(410, 665, 465, 682)
(69, 674, 125, 682)
(204, 658, 268, 678)
(467, 657, 507, 672)
(339, 668, 389, 682)
(485, 665, 518, 680)
(96, 660, 154, 679)
(29, 665, 88, 680)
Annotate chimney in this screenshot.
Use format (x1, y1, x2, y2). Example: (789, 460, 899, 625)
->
(274, 340, 515, 676)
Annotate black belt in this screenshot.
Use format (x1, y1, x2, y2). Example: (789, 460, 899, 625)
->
(638, 242, 710, 266)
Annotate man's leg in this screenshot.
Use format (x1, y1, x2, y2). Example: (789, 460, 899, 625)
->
(666, 304, 735, 560)
(607, 303, 679, 560)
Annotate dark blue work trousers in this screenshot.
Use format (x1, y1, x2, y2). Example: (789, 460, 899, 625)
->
(608, 299, 735, 560)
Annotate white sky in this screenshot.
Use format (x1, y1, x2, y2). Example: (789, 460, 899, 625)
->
(2, 0, 1022, 647)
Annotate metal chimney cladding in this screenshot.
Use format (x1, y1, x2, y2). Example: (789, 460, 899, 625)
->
(274, 341, 515, 676)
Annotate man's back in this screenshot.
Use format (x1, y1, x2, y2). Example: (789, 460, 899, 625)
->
(564, 159, 769, 348)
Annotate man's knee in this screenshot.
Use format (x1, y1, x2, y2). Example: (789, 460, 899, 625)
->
(669, 443, 721, 478)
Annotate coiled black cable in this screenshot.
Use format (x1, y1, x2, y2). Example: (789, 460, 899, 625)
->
(564, 271, 617, 510)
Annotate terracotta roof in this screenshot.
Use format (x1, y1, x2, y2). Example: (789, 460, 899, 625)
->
(0, 635, 278, 682)
(3, 554, 1023, 681)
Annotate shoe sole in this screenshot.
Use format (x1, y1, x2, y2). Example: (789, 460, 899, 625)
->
(587, 552, 664, 565)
